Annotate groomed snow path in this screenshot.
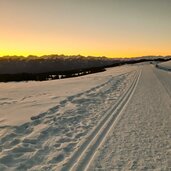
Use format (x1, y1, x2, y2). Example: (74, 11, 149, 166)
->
(88, 64, 171, 171)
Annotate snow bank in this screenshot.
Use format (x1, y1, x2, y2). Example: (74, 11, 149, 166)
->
(156, 60, 171, 71)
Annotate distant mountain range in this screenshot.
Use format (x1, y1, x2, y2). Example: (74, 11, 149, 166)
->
(0, 55, 171, 82)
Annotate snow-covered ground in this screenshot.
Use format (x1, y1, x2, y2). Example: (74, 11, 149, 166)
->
(88, 65, 171, 170)
(0, 65, 137, 171)
(0, 63, 171, 171)
(0, 65, 136, 126)
(157, 60, 171, 71)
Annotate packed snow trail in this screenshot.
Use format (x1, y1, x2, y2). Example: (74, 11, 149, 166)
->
(89, 64, 171, 171)
(62, 69, 141, 171)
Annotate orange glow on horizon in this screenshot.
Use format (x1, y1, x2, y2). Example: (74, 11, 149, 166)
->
(0, 47, 171, 58)
(1, 25, 170, 58)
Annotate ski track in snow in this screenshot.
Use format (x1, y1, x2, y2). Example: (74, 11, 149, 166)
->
(62, 69, 141, 171)
(0, 68, 137, 171)
(88, 65, 171, 171)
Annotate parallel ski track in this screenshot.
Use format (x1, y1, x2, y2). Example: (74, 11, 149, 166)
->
(61, 68, 141, 171)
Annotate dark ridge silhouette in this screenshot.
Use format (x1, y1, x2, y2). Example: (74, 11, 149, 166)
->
(0, 55, 171, 82)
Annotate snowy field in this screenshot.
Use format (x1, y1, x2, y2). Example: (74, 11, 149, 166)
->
(0, 65, 137, 170)
(0, 63, 171, 171)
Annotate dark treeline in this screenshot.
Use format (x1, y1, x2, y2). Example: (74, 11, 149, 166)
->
(0, 55, 171, 82)
(0, 67, 106, 82)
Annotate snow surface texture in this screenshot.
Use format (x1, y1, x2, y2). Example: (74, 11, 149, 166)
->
(0, 66, 135, 126)
(1, 64, 170, 171)
(0, 65, 137, 171)
(89, 65, 171, 171)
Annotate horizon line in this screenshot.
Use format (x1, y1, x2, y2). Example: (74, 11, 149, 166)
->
(0, 54, 170, 59)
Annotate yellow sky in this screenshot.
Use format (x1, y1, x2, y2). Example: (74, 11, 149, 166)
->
(0, 0, 171, 58)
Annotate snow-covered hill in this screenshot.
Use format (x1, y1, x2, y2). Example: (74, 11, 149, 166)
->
(0, 63, 171, 171)
(0, 65, 137, 170)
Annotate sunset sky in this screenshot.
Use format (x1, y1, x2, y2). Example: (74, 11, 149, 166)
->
(0, 0, 171, 58)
